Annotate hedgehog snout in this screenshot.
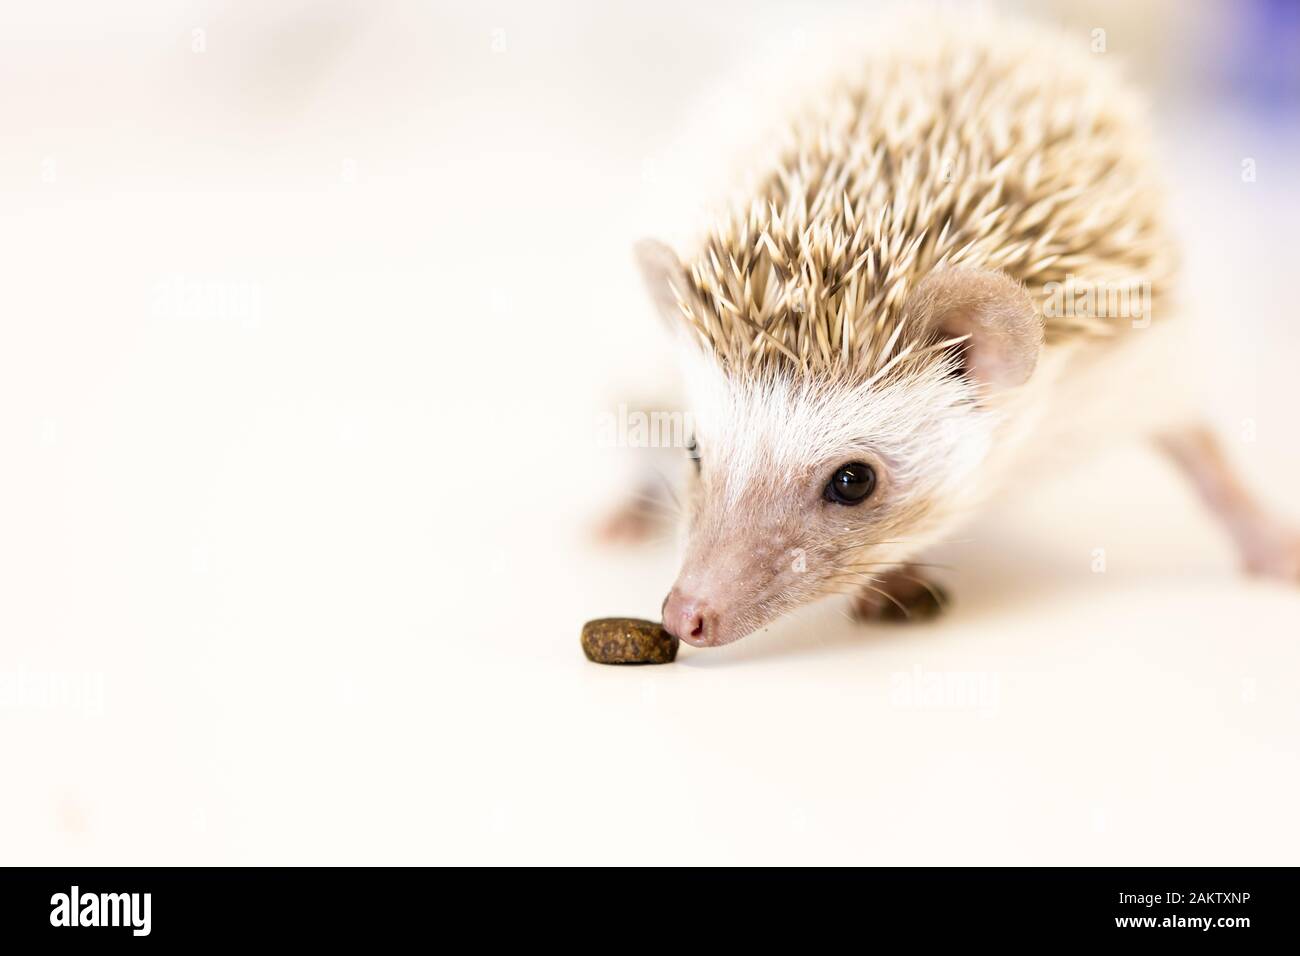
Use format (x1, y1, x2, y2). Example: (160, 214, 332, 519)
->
(663, 588, 715, 647)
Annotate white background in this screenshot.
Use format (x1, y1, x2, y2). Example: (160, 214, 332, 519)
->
(2, 1, 1298, 864)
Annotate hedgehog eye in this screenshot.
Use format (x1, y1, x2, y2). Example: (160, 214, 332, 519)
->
(685, 436, 701, 471)
(825, 461, 875, 505)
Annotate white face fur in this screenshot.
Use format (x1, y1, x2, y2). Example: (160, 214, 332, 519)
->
(666, 349, 999, 646)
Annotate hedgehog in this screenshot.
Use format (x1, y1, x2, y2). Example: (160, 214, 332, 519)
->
(617, 13, 1300, 648)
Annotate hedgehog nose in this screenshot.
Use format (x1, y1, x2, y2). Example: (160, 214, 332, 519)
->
(663, 589, 713, 647)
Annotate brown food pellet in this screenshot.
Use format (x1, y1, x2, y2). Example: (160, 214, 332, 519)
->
(581, 618, 678, 665)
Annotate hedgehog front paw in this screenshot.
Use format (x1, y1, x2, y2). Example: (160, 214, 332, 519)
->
(849, 572, 948, 623)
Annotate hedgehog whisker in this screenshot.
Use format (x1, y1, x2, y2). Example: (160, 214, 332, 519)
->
(841, 561, 957, 573)
(650, 467, 684, 513)
(854, 581, 908, 617)
(887, 571, 947, 607)
(623, 489, 678, 510)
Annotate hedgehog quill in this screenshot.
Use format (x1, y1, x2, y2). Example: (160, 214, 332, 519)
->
(612, 14, 1299, 649)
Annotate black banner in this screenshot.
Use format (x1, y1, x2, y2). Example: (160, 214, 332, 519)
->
(0, 867, 1294, 944)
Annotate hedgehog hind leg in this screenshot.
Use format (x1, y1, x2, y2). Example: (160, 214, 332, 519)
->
(1157, 424, 1300, 581)
(849, 569, 950, 624)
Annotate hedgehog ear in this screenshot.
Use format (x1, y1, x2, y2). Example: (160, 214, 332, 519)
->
(633, 238, 692, 329)
(906, 267, 1042, 389)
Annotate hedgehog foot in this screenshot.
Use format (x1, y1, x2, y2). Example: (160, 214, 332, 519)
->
(849, 570, 948, 623)
(1157, 424, 1300, 584)
(1239, 526, 1300, 582)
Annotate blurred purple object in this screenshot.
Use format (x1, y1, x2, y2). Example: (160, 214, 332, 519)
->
(1229, 0, 1300, 117)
